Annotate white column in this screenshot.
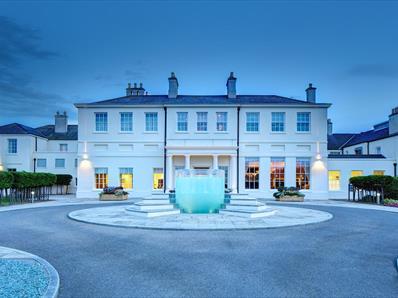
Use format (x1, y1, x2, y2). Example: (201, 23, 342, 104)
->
(167, 155, 173, 191)
(230, 155, 237, 193)
(184, 154, 190, 170)
(213, 155, 219, 169)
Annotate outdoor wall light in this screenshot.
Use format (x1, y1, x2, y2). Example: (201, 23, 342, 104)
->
(316, 153, 322, 160)
(82, 153, 89, 160)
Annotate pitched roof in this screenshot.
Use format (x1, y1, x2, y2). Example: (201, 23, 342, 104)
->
(328, 154, 386, 159)
(35, 125, 78, 140)
(76, 94, 330, 107)
(327, 133, 356, 150)
(344, 127, 390, 147)
(0, 123, 45, 137)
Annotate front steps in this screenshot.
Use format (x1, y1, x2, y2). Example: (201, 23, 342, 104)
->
(220, 194, 277, 218)
(126, 193, 180, 218)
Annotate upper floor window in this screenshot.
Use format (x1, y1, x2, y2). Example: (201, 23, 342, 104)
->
(271, 112, 285, 132)
(354, 147, 363, 155)
(8, 139, 17, 154)
(296, 157, 311, 190)
(177, 112, 188, 132)
(37, 159, 47, 168)
(95, 112, 108, 132)
(60, 144, 68, 152)
(120, 112, 133, 132)
(216, 112, 227, 132)
(145, 112, 158, 132)
(55, 158, 65, 168)
(246, 112, 259, 132)
(196, 112, 208, 132)
(297, 112, 310, 132)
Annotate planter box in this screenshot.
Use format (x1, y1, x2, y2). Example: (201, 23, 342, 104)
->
(99, 194, 128, 201)
(275, 195, 304, 202)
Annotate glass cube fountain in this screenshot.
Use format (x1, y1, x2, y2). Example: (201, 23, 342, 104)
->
(175, 169, 225, 213)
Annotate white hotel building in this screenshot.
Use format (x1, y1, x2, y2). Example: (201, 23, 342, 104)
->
(0, 72, 397, 199)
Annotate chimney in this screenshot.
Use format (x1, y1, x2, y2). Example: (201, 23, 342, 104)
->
(168, 72, 178, 98)
(126, 83, 133, 96)
(226, 72, 237, 99)
(327, 119, 333, 135)
(54, 111, 68, 134)
(389, 106, 398, 135)
(306, 83, 316, 103)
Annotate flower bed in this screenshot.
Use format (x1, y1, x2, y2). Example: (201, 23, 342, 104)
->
(383, 199, 398, 208)
(99, 187, 128, 201)
(273, 187, 305, 202)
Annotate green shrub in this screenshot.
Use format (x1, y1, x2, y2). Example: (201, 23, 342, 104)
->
(349, 175, 393, 190)
(273, 186, 305, 198)
(0, 171, 14, 189)
(55, 174, 73, 186)
(10, 172, 56, 188)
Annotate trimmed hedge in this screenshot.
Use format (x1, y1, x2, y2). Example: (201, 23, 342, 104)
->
(0, 172, 13, 189)
(350, 175, 398, 199)
(11, 172, 56, 188)
(55, 174, 73, 186)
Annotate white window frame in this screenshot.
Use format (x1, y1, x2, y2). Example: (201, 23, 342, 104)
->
(245, 157, 259, 190)
(120, 112, 133, 132)
(176, 112, 188, 132)
(7, 139, 17, 154)
(271, 112, 285, 132)
(95, 112, 108, 132)
(145, 112, 158, 132)
(59, 144, 68, 152)
(296, 157, 311, 190)
(296, 112, 311, 132)
(196, 112, 208, 132)
(55, 158, 65, 168)
(216, 112, 228, 132)
(246, 112, 259, 132)
(36, 158, 47, 168)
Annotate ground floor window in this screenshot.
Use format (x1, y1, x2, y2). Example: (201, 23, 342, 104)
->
(245, 157, 259, 189)
(351, 170, 363, 177)
(153, 168, 164, 190)
(328, 170, 341, 191)
(37, 158, 47, 168)
(296, 158, 310, 190)
(270, 157, 285, 189)
(219, 166, 229, 189)
(373, 170, 385, 175)
(120, 168, 133, 189)
(95, 168, 108, 189)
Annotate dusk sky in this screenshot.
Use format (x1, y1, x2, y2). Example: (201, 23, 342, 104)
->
(0, 0, 397, 133)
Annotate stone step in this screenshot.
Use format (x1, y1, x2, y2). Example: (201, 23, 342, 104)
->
(225, 204, 270, 212)
(230, 194, 256, 200)
(149, 194, 170, 199)
(229, 199, 262, 206)
(126, 208, 180, 218)
(219, 209, 277, 218)
(137, 199, 171, 205)
(127, 204, 175, 212)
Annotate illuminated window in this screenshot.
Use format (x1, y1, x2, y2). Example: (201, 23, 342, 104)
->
(8, 139, 17, 154)
(177, 112, 188, 132)
(37, 159, 46, 168)
(351, 170, 363, 177)
(95, 168, 108, 189)
(145, 112, 158, 132)
(297, 112, 310, 132)
(197, 112, 208, 131)
(120, 168, 133, 189)
(120, 112, 133, 132)
(270, 157, 285, 189)
(216, 112, 227, 132)
(246, 112, 259, 132)
(60, 144, 68, 152)
(271, 112, 285, 132)
(373, 170, 385, 175)
(95, 112, 108, 132)
(296, 158, 310, 189)
(328, 170, 341, 191)
(245, 157, 259, 189)
(153, 168, 164, 190)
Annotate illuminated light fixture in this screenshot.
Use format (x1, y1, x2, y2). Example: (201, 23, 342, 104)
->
(82, 153, 89, 160)
(316, 153, 322, 160)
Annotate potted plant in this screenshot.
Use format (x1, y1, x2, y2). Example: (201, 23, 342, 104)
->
(273, 186, 305, 202)
(99, 186, 128, 201)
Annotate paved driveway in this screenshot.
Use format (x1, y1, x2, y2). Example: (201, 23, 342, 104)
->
(0, 203, 397, 298)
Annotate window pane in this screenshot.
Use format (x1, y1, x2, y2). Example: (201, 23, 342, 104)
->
(297, 112, 310, 132)
(145, 112, 158, 131)
(120, 112, 133, 132)
(55, 159, 65, 168)
(373, 170, 385, 175)
(37, 159, 47, 168)
(197, 112, 208, 131)
(219, 165, 229, 188)
(245, 157, 259, 189)
(351, 170, 363, 177)
(270, 158, 285, 189)
(153, 168, 164, 189)
(120, 168, 133, 189)
(296, 158, 311, 189)
(95, 112, 108, 132)
(216, 112, 227, 132)
(60, 144, 68, 152)
(8, 139, 17, 154)
(95, 168, 108, 189)
(328, 170, 341, 191)
(246, 112, 259, 132)
(271, 112, 285, 132)
(177, 112, 188, 132)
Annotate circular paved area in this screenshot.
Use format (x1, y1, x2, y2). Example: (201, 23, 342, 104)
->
(0, 203, 397, 297)
(68, 205, 332, 229)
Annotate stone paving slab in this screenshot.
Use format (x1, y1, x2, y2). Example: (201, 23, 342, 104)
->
(68, 205, 333, 230)
(0, 246, 60, 298)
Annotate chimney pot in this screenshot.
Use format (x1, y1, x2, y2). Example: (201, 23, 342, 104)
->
(168, 72, 179, 99)
(306, 83, 316, 103)
(226, 72, 237, 99)
(54, 111, 68, 134)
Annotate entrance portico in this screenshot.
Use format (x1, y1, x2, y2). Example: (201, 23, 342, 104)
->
(165, 146, 238, 193)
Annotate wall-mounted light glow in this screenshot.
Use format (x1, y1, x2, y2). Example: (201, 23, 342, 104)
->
(82, 153, 89, 160)
(316, 153, 322, 160)
(0, 164, 3, 171)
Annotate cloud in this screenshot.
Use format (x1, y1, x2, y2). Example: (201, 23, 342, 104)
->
(347, 64, 398, 78)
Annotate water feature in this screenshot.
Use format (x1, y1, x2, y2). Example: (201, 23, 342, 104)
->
(175, 169, 225, 213)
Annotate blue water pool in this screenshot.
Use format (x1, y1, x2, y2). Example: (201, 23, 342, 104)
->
(175, 169, 225, 213)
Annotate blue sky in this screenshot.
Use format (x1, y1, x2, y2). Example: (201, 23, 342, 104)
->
(0, 0, 397, 133)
